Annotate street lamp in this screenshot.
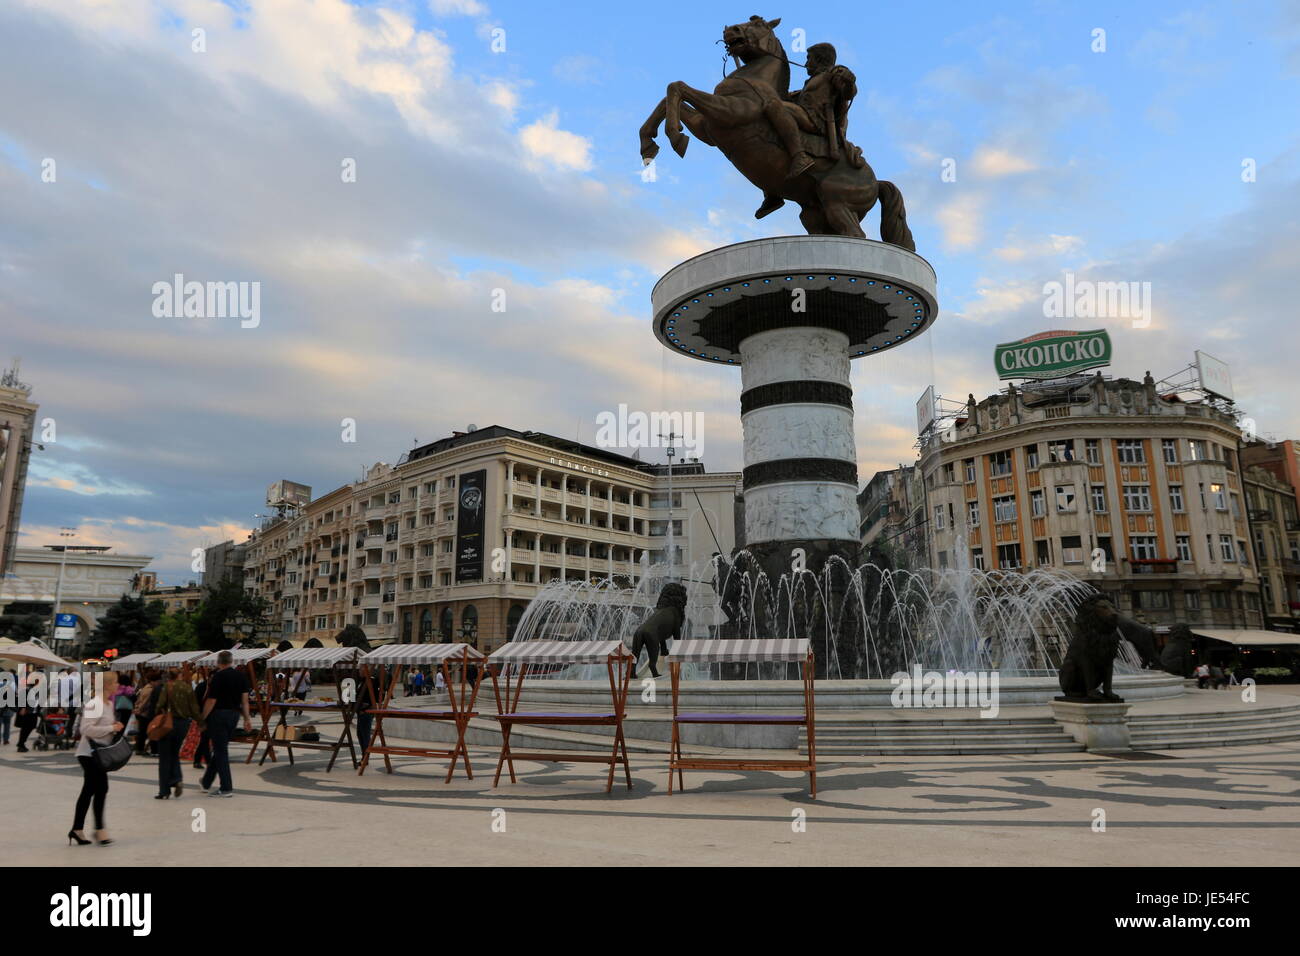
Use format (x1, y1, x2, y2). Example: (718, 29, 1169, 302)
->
(47, 528, 76, 647)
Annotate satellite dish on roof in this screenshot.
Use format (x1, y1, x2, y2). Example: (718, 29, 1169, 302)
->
(467, 424, 478, 432)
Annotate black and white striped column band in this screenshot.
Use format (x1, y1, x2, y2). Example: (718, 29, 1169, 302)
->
(743, 457, 859, 490)
(740, 380, 853, 414)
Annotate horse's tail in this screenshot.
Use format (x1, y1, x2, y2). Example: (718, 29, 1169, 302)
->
(876, 180, 916, 252)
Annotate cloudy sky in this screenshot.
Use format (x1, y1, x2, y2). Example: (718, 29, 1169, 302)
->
(3, 0, 1298, 583)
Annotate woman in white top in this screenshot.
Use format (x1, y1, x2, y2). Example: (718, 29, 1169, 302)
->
(70, 672, 122, 846)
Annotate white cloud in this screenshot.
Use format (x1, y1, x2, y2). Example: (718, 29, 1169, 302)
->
(518, 109, 594, 171)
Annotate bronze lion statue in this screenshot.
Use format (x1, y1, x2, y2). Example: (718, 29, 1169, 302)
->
(1057, 593, 1126, 702)
(631, 582, 687, 678)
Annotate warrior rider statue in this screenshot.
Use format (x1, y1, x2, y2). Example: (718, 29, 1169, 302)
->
(755, 42, 866, 219)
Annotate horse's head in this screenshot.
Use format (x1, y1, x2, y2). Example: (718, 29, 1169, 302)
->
(722, 15, 783, 65)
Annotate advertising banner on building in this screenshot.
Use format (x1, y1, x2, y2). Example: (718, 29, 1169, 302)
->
(994, 329, 1112, 380)
(454, 469, 487, 583)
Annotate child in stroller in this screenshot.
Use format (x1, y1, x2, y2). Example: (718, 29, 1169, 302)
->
(33, 709, 73, 750)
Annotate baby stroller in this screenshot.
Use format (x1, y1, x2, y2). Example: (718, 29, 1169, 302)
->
(33, 710, 73, 751)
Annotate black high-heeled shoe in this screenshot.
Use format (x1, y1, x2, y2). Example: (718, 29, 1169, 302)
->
(94, 831, 113, 846)
(154, 793, 170, 800)
(67, 829, 91, 846)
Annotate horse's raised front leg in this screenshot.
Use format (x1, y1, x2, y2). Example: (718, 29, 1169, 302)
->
(665, 81, 690, 157)
(639, 97, 666, 164)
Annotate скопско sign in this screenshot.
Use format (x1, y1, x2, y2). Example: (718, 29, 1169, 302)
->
(994, 329, 1112, 380)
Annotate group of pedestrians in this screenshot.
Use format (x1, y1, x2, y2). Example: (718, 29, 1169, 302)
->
(64, 649, 255, 848)
(1194, 662, 1239, 689)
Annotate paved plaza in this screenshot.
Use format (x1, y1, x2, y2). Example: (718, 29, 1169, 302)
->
(4, 731, 1298, 867)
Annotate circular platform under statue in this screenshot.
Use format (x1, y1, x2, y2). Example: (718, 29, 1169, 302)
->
(652, 236, 938, 573)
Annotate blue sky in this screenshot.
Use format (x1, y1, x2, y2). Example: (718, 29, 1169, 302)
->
(2, 0, 1297, 582)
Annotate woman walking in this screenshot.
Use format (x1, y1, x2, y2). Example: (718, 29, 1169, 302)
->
(154, 667, 201, 799)
(70, 672, 122, 846)
(14, 673, 40, 752)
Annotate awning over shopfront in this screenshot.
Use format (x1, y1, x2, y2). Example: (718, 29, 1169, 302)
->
(1194, 629, 1300, 647)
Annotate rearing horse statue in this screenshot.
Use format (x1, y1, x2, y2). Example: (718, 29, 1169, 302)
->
(639, 15, 915, 250)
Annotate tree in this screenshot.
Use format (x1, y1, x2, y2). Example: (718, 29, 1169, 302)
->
(87, 596, 163, 657)
(194, 578, 269, 651)
(149, 609, 199, 654)
(4, 614, 48, 641)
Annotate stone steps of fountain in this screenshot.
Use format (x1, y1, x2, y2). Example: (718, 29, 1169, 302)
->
(1127, 706, 1300, 749)
(797, 715, 1083, 755)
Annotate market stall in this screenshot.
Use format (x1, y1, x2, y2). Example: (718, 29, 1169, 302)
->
(357, 643, 486, 783)
(664, 639, 817, 797)
(258, 645, 362, 771)
(192, 647, 276, 763)
(486, 639, 634, 793)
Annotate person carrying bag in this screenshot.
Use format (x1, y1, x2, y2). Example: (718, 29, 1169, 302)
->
(150, 670, 201, 799)
(70, 672, 126, 846)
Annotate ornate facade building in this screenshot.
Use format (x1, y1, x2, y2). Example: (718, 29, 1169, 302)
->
(239, 426, 739, 652)
(0, 363, 39, 577)
(918, 374, 1262, 629)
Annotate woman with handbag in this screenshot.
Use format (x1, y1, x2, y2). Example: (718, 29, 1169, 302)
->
(70, 672, 124, 846)
(151, 667, 201, 799)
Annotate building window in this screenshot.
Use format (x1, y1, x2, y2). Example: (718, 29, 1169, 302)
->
(1035, 539, 1051, 566)
(937, 550, 948, 569)
(1085, 439, 1101, 465)
(1168, 485, 1184, 513)
(1091, 485, 1107, 513)
(1230, 493, 1241, 518)
(967, 501, 980, 528)
(1131, 536, 1158, 560)
(1117, 440, 1145, 464)
(1218, 535, 1235, 561)
(971, 549, 985, 570)
(1136, 590, 1170, 610)
(997, 543, 1022, 569)
(1209, 590, 1229, 609)
(441, 540, 453, 554)
(1047, 440, 1074, 463)
(1162, 439, 1178, 464)
(1061, 535, 1083, 564)
(1175, 535, 1192, 562)
(994, 496, 1017, 523)
(963, 458, 976, 483)
(424, 481, 437, 494)
(1025, 444, 1040, 470)
(1210, 483, 1227, 511)
(1055, 485, 1077, 512)
(933, 505, 945, 530)
(943, 463, 955, 483)
(1122, 485, 1152, 512)
(1031, 489, 1045, 517)
(1185, 591, 1201, 610)
(989, 451, 1012, 477)
(1236, 539, 1250, 565)
(1188, 440, 1209, 461)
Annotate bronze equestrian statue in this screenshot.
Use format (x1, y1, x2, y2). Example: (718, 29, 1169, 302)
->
(639, 15, 915, 249)
(631, 582, 687, 678)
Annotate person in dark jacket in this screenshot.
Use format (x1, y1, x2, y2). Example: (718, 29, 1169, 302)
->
(153, 668, 202, 799)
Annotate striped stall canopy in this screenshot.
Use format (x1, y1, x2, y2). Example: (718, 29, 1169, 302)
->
(147, 651, 207, 669)
(489, 640, 632, 665)
(193, 648, 274, 668)
(269, 646, 361, 667)
(111, 653, 159, 668)
(360, 643, 486, 667)
(666, 639, 812, 663)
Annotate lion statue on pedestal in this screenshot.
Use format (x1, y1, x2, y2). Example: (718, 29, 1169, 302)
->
(631, 582, 687, 678)
(1057, 592, 1158, 703)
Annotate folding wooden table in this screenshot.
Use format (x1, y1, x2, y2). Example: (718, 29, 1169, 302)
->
(666, 639, 817, 797)
(192, 647, 276, 763)
(487, 640, 635, 793)
(257, 645, 362, 771)
(357, 643, 485, 783)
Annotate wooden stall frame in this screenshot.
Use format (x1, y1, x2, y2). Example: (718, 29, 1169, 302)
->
(357, 645, 484, 784)
(668, 645, 817, 798)
(487, 642, 634, 794)
(258, 655, 362, 772)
